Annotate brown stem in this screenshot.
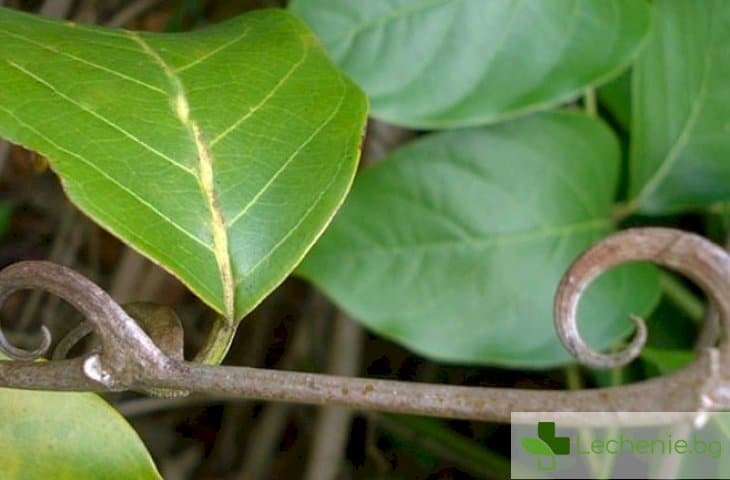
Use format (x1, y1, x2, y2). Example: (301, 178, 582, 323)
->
(1, 228, 730, 423)
(0, 261, 175, 388)
(555, 227, 730, 368)
(0, 351, 716, 422)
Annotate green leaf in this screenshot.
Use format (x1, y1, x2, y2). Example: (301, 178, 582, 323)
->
(299, 111, 660, 367)
(0, 387, 161, 479)
(640, 347, 694, 375)
(521, 437, 555, 457)
(597, 70, 631, 130)
(289, 0, 649, 129)
(628, 0, 730, 214)
(0, 8, 367, 324)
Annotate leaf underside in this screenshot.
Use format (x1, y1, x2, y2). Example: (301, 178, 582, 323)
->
(0, 7, 368, 323)
(629, 0, 730, 214)
(290, 0, 649, 128)
(299, 112, 660, 367)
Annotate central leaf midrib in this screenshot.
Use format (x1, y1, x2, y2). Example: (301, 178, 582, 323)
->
(129, 32, 235, 320)
(318, 218, 611, 257)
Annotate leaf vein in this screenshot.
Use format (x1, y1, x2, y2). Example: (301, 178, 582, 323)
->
(209, 46, 309, 147)
(631, 12, 715, 208)
(6, 60, 196, 176)
(0, 104, 213, 252)
(129, 31, 235, 320)
(227, 80, 345, 229)
(1, 30, 167, 95)
(238, 82, 348, 281)
(334, 0, 454, 46)
(4, 11, 130, 39)
(174, 26, 252, 73)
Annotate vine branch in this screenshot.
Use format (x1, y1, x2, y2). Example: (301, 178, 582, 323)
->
(1, 228, 730, 423)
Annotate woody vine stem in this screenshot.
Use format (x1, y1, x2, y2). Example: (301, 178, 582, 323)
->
(1, 227, 730, 423)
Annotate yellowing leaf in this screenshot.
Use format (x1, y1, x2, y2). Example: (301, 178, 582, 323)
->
(0, 387, 161, 479)
(0, 7, 367, 323)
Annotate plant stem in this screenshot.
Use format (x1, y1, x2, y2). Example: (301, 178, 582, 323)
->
(565, 365, 603, 477)
(193, 316, 237, 364)
(564, 363, 583, 390)
(2, 228, 730, 424)
(611, 200, 636, 222)
(584, 87, 597, 117)
(0, 348, 719, 422)
(304, 310, 363, 480)
(659, 272, 705, 323)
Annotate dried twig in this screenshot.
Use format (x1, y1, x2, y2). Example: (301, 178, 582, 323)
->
(235, 310, 311, 480)
(38, 0, 74, 19)
(16, 205, 77, 331)
(235, 401, 291, 480)
(105, 0, 163, 28)
(303, 311, 363, 480)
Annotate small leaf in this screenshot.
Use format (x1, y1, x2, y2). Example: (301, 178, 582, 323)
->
(597, 70, 631, 130)
(521, 437, 555, 457)
(290, 0, 649, 128)
(0, 387, 161, 479)
(299, 111, 660, 367)
(629, 0, 730, 213)
(0, 7, 368, 324)
(640, 347, 694, 375)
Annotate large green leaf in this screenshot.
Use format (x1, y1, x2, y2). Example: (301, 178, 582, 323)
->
(0, 8, 367, 323)
(299, 111, 660, 367)
(0, 387, 160, 479)
(628, 0, 730, 214)
(289, 0, 649, 129)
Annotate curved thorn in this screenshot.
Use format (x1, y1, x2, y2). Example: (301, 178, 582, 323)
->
(555, 227, 730, 368)
(0, 324, 51, 361)
(0, 261, 171, 385)
(52, 323, 92, 360)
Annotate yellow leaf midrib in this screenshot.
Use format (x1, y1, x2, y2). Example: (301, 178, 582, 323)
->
(129, 31, 235, 321)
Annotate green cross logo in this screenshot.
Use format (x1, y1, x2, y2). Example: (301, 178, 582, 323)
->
(521, 421, 571, 471)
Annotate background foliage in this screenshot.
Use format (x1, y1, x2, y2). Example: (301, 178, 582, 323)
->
(294, 0, 719, 368)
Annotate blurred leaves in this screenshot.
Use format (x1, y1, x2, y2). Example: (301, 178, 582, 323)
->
(290, 0, 649, 128)
(300, 112, 660, 367)
(597, 70, 631, 130)
(0, 379, 160, 479)
(629, 0, 730, 214)
(640, 347, 694, 375)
